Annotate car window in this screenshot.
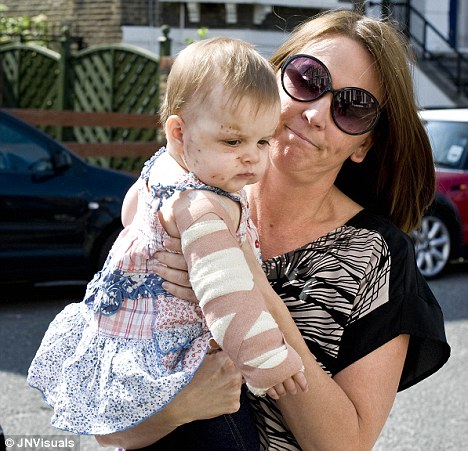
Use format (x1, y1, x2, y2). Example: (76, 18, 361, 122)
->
(424, 120, 468, 169)
(0, 121, 54, 173)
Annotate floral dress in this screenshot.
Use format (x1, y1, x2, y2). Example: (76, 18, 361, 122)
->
(27, 148, 263, 435)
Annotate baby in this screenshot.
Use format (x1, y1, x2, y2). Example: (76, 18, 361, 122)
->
(28, 37, 306, 449)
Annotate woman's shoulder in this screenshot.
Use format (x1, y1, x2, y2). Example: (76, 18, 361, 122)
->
(345, 209, 448, 331)
(347, 209, 404, 235)
(347, 209, 414, 255)
(344, 210, 422, 291)
(346, 211, 450, 390)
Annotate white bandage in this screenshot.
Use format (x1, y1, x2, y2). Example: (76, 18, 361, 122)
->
(182, 220, 254, 309)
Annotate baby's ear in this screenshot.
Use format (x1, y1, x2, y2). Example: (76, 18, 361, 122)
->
(165, 115, 184, 146)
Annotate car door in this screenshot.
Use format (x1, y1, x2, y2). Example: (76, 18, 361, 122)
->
(0, 114, 90, 282)
(427, 119, 468, 247)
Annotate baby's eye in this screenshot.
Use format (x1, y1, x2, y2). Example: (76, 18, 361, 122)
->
(224, 139, 241, 146)
(258, 139, 271, 146)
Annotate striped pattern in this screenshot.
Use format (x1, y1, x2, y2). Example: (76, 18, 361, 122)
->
(249, 224, 391, 449)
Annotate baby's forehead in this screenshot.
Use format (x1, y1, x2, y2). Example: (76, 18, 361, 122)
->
(188, 81, 278, 115)
(184, 93, 252, 120)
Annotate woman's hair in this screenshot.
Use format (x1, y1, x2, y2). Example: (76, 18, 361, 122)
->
(159, 36, 279, 126)
(271, 10, 435, 233)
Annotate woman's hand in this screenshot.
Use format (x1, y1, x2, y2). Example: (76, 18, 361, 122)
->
(180, 350, 243, 418)
(96, 351, 242, 449)
(151, 237, 197, 302)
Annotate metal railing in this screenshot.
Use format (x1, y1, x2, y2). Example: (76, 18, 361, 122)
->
(368, 1, 468, 99)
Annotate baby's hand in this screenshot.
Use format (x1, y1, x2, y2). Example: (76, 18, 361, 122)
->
(266, 372, 308, 400)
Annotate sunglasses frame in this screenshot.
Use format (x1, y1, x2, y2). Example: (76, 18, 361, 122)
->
(281, 54, 381, 136)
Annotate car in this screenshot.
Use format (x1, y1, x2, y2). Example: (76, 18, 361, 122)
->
(413, 108, 468, 278)
(0, 109, 137, 286)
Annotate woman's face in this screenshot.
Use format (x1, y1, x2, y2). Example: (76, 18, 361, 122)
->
(271, 35, 382, 183)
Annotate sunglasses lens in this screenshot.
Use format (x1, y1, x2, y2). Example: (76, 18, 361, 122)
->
(282, 56, 329, 102)
(282, 55, 380, 135)
(333, 89, 379, 135)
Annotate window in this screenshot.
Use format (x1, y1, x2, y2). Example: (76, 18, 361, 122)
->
(0, 122, 53, 173)
(424, 120, 468, 170)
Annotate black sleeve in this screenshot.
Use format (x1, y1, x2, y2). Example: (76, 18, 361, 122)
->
(338, 226, 450, 391)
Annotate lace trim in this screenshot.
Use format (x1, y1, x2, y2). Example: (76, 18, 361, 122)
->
(84, 269, 164, 315)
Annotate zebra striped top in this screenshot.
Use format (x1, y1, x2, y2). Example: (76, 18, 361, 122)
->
(249, 209, 450, 450)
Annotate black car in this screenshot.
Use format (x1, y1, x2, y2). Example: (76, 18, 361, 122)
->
(0, 109, 137, 286)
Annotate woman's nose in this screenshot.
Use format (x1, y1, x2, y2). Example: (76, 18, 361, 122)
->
(303, 94, 332, 130)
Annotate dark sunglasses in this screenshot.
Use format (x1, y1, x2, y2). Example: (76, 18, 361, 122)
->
(281, 54, 381, 136)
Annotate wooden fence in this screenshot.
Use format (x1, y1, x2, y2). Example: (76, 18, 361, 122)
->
(4, 108, 165, 159)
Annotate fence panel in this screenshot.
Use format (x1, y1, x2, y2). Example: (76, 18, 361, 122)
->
(0, 43, 59, 109)
(1, 41, 165, 171)
(0, 42, 162, 144)
(71, 44, 161, 144)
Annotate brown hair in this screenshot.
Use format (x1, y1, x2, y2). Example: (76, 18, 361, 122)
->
(271, 10, 435, 233)
(159, 36, 279, 126)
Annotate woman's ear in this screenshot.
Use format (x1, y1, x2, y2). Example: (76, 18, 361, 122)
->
(350, 135, 373, 163)
(165, 115, 184, 147)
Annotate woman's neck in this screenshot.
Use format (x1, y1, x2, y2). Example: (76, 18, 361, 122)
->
(247, 168, 362, 259)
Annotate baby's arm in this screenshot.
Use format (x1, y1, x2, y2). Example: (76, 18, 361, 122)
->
(241, 240, 308, 399)
(121, 180, 140, 227)
(173, 195, 305, 397)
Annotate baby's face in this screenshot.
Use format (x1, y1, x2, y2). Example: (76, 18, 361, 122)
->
(180, 85, 280, 193)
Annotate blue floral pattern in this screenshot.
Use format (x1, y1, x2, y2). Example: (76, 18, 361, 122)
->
(27, 147, 253, 435)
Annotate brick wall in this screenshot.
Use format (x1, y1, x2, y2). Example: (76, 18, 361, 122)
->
(0, 0, 75, 30)
(1, 1, 322, 48)
(0, 0, 129, 46)
(122, 0, 151, 26)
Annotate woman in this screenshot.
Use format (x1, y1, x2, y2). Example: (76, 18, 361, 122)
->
(97, 9, 450, 451)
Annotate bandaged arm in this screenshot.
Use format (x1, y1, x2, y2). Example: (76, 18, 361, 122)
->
(175, 198, 303, 396)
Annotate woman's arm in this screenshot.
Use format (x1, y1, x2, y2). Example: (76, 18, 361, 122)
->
(153, 242, 409, 450)
(271, 307, 407, 451)
(96, 351, 243, 449)
(153, 236, 197, 302)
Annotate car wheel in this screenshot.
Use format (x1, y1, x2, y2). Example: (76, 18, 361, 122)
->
(412, 214, 451, 279)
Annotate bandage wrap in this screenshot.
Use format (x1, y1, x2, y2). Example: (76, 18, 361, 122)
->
(176, 196, 303, 395)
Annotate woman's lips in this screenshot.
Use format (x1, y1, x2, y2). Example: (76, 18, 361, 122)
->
(286, 125, 320, 149)
(287, 125, 311, 144)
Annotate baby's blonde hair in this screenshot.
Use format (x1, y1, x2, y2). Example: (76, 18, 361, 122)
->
(159, 36, 279, 126)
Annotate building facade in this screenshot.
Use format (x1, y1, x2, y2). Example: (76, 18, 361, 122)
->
(0, 0, 125, 45)
(1, 0, 466, 106)
(0, 0, 354, 49)
(2, 1, 466, 55)
(124, 1, 354, 57)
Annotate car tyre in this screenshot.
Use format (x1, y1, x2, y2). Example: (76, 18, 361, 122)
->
(412, 214, 451, 279)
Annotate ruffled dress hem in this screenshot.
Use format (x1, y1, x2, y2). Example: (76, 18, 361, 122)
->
(27, 302, 209, 435)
